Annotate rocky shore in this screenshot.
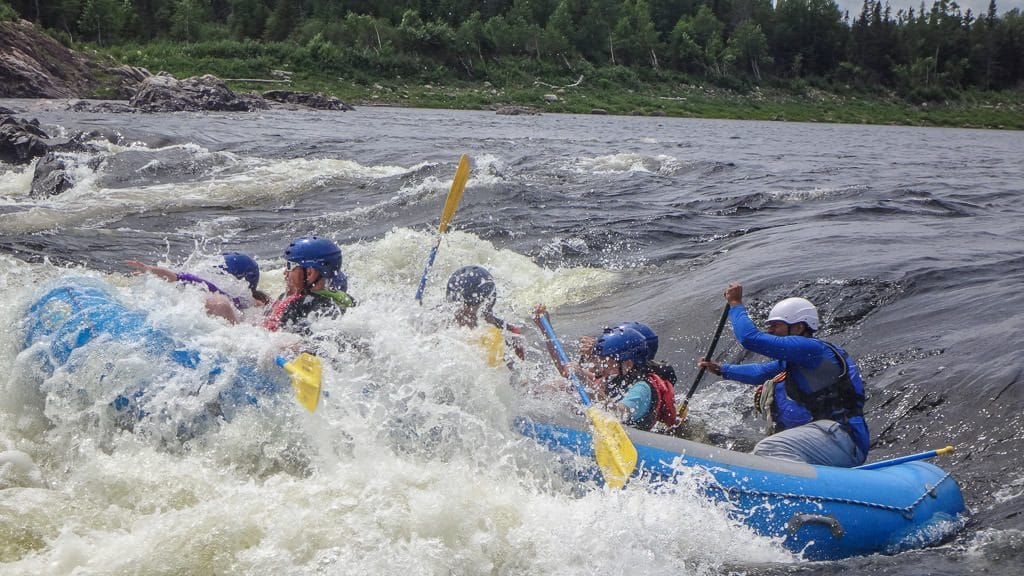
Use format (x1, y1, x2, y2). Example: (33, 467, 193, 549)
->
(1, 19, 357, 196)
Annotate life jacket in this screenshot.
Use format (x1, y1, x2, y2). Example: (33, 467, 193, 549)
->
(606, 369, 677, 431)
(637, 371, 678, 430)
(263, 293, 304, 332)
(648, 361, 677, 386)
(263, 289, 354, 333)
(783, 341, 865, 426)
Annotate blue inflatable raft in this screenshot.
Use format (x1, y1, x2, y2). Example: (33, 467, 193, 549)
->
(517, 412, 967, 560)
(20, 281, 287, 431)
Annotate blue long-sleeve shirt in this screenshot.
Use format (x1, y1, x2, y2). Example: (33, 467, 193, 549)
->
(720, 304, 869, 456)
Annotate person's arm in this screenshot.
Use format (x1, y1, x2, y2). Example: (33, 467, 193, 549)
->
(722, 360, 786, 386)
(729, 305, 821, 366)
(126, 260, 179, 282)
(697, 356, 784, 386)
(532, 304, 568, 377)
(128, 260, 234, 299)
(721, 283, 822, 368)
(504, 324, 527, 361)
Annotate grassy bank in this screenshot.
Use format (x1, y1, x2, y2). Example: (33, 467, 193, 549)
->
(97, 42, 1024, 130)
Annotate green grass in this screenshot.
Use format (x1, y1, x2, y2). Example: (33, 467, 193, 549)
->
(92, 41, 1024, 130)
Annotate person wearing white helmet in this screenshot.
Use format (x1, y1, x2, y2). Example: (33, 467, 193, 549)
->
(698, 282, 869, 467)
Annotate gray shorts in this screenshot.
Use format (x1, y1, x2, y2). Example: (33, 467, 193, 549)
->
(752, 420, 866, 468)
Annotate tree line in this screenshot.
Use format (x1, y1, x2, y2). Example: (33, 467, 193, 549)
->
(4, 0, 1023, 99)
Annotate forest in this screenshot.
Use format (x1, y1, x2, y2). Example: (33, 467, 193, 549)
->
(2, 0, 1022, 104)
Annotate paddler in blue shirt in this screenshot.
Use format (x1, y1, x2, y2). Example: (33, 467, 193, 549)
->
(698, 282, 869, 467)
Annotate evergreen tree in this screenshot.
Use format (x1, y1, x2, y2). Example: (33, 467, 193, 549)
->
(227, 0, 269, 39)
(265, 0, 299, 41)
(771, 0, 846, 77)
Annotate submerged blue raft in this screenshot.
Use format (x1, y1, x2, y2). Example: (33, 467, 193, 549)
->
(517, 412, 966, 560)
(21, 281, 286, 429)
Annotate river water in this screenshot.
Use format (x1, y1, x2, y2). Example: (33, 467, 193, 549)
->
(1, 101, 1022, 575)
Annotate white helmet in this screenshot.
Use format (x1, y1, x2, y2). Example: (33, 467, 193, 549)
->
(767, 297, 819, 331)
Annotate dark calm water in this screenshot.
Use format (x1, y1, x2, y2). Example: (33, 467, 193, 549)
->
(1, 101, 1022, 575)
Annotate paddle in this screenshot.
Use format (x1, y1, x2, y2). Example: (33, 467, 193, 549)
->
(414, 154, 471, 303)
(854, 445, 954, 470)
(276, 353, 322, 412)
(677, 304, 731, 421)
(537, 315, 638, 489)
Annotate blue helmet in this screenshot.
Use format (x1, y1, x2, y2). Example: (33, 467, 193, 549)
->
(446, 265, 495, 306)
(330, 270, 348, 292)
(284, 236, 342, 279)
(616, 322, 658, 361)
(220, 252, 260, 291)
(593, 326, 648, 365)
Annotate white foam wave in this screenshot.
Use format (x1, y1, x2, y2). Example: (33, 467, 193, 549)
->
(0, 235, 789, 574)
(0, 150, 418, 235)
(572, 153, 683, 175)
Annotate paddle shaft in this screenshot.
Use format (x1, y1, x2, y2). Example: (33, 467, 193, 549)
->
(414, 238, 442, 302)
(680, 304, 731, 406)
(536, 314, 639, 489)
(854, 446, 954, 470)
(538, 316, 592, 407)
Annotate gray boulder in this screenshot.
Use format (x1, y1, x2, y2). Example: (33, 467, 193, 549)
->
(129, 74, 269, 113)
(262, 90, 354, 111)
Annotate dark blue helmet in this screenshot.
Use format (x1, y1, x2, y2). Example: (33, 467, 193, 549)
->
(446, 265, 495, 306)
(617, 322, 658, 361)
(220, 252, 260, 291)
(285, 236, 342, 279)
(330, 270, 348, 292)
(593, 326, 648, 365)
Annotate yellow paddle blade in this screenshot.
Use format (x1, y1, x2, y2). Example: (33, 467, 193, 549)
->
(438, 154, 471, 233)
(479, 326, 505, 368)
(587, 406, 638, 489)
(282, 352, 322, 412)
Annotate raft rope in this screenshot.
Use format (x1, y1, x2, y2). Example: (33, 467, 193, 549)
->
(704, 470, 954, 519)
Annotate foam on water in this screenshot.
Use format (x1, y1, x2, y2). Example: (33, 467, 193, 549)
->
(0, 145, 417, 235)
(0, 233, 796, 574)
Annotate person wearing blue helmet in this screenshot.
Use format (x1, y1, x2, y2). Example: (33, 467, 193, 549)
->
(614, 321, 677, 387)
(263, 236, 354, 335)
(127, 252, 270, 323)
(588, 325, 678, 431)
(445, 265, 525, 367)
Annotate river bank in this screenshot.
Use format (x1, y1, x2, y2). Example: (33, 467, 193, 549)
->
(2, 14, 1020, 130)
(320, 79, 1024, 129)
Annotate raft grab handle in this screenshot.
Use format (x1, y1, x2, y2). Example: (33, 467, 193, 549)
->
(787, 514, 844, 539)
